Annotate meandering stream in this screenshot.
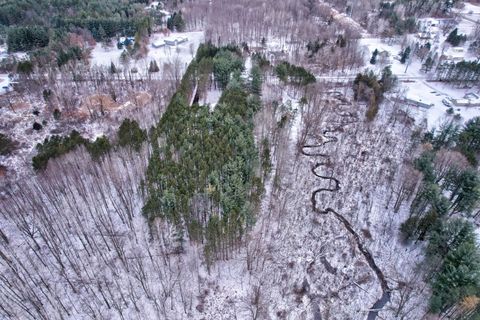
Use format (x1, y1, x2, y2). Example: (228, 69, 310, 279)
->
(300, 105, 391, 320)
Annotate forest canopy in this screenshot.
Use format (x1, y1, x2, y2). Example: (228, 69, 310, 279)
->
(0, 0, 151, 52)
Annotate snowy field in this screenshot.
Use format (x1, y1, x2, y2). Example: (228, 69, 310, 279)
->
(90, 31, 204, 75)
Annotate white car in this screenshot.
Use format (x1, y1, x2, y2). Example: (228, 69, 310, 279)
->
(442, 98, 452, 107)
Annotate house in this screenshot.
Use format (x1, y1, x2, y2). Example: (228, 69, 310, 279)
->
(416, 18, 440, 43)
(164, 37, 188, 46)
(151, 36, 188, 48)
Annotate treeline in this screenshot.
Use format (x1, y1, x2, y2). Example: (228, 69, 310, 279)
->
(434, 60, 480, 84)
(32, 118, 146, 170)
(400, 118, 480, 316)
(1, 0, 152, 52)
(53, 17, 151, 41)
(143, 44, 264, 268)
(6, 26, 49, 52)
(353, 67, 397, 121)
(378, 1, 417, 35)
(0, 0, 148, 27)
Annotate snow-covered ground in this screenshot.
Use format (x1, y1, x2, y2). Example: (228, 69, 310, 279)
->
(454, 2, 480, 42)
(455, 1, 480, 25)
(358, 9, 480, 131)
(204, 88, 222, 111)
(399, 80, 480, 130)
(90, 31, 204, 76)
(0, 47, 29, 96)
(0, 74, 10, 95)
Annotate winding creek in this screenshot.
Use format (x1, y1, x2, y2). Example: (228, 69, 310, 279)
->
(300, 106, 391, 320)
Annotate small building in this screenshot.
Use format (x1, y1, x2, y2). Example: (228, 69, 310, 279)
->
(452, 98, 471, 106)
(405, 97, 434, 109)
(443, 47, 465, 62)
(417, 32, 432, 40)
(152, 41, 165, 48)
(465, 92, 480, 100)
(452, 94, 480, 107)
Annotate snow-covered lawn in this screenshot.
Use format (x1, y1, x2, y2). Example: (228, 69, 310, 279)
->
(455, 2, 479, 37)
(456, 1, 480, 22)
(360, 37, 426, 78)
(90, 31, 204, 76)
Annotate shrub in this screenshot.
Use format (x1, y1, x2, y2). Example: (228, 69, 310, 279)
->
(33, 122, 43, 130)
(274, 61, 315, 86)
(0, 133, 15, 155)
(86, 135, 111, 160)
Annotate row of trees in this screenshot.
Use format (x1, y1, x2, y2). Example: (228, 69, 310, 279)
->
(32, 119, 145, 170)
(434, 60, 480, 84)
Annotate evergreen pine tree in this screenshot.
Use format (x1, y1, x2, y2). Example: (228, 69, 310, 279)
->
(250, 65, 262, 95)
(110, 61, 117, 74)
(422, 56, 434, 72)
(370, 49, 379, 65)
(97, 25, 107, 42)
(149, 60, 160, 73)
(400, 46, 411, 64)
